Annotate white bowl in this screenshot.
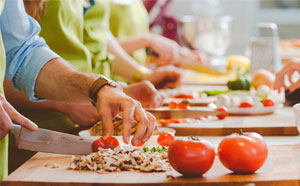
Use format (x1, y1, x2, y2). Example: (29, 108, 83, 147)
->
(293, 103, 300, 133)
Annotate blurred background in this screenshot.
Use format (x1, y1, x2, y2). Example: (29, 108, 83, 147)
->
(149, 0, 300, 57)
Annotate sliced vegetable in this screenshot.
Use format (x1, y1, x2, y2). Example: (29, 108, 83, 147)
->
(216, 107, 229, 120)
(157, 132, 175, 146)
(169, 101, 178, 109)
(239, 102, 253, 108)
(173, 93, 194, 99)
(262, 99, 275, 107)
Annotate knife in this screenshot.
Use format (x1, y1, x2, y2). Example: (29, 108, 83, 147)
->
(146, 107, 222, 119)
(11, 124, 93, 155)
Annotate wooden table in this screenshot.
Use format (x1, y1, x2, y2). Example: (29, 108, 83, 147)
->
(167, 107, 299, 136)
(3, 144, 300, 186)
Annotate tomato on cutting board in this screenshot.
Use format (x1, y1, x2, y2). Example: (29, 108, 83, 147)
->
(262, 99, 275, 107)
(216, 106, 229, 120)
(92, 137, 120, 152)
(218, 132, 268, 173)
(157, 132, 175, 146)
(168, 138, 215, 176)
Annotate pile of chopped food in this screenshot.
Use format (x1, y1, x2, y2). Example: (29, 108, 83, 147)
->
(69, 146, 170, 173)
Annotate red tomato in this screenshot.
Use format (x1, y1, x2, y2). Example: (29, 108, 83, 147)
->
(218, 132, 268, 173)
(173, 93, 194, 99)
(169, 101, 178, 109)
(216, 107, 229, 120)
(157, 119, 187, 125)
(239, 102, 253, 108)
(168, 139, 215, 176)
(178, 102, 190, 110)
(136, 142, 144, 147)
(92, 137, 119, 152)
(262, 99, 275, 107)
(157, 132, 175, 146)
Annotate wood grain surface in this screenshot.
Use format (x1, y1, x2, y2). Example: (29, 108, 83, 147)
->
(3, 144, 300, 186)
(164, 107, 299, 136)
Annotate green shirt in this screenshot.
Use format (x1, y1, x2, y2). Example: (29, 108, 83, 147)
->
(109, 0, 149, 64)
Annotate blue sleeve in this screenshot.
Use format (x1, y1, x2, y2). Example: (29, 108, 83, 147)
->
(0, 0, 59, 101)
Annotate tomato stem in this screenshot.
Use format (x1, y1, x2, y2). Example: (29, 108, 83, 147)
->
(189, 136, 200, 141)
(239, 129, 244, 135)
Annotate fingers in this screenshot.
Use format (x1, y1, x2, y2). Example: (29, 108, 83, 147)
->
(98, 103, 114, 139)
(2, 101, 38, 131)
(0, 103, 13, 139)
(121, 99, 136, 144)
(140, 112, 156, 144)
(131, 102, 148, 146)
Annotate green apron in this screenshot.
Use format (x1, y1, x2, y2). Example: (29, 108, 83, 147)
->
(39, 0, 92, 73)
(109, 0, 149, 64)
(84, 0, 111, 78)
(0, 0, 7, 181)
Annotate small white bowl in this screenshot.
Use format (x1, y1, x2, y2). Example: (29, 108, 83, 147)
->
(293, 103, 300, 133)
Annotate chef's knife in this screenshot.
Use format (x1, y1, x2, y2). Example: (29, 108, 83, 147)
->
(146, 107, 222, 119)
(11, 124, 93, 155)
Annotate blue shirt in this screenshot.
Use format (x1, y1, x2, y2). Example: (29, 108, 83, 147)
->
(0, 0, 59, 101)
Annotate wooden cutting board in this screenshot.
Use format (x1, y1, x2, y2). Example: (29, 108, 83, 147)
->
(163, 107, 299, 136)
(4, 144, 300, 186)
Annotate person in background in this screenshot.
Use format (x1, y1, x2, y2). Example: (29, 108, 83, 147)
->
(24, 0, 182, 88)
(1, 0, 156, 180)
(109, 0, 211, 68)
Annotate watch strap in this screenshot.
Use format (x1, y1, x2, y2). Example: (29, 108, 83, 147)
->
(89, 76, 118, 106)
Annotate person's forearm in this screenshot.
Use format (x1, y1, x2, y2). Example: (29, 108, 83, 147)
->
(117, 34, 150, 55)
(108, 38, 152, 82)
(4, 78, 67, 112)
(34, 58, 97, 104)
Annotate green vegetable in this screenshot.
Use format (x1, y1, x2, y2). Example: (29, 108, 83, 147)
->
(181, 99, 190, 104)
(143, 146, 168, 153)
(227, 72, 250, 91)
(201, 90, 230, 96)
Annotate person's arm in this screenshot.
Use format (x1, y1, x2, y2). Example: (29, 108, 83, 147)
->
(0, 0, 154, 145)
(117, 33, 180, 65)
(108, 36, 152, 82)
(108, 35, 182, 88)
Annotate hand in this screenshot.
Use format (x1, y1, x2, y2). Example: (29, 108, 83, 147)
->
(146, 34, 180, 66)
(56, 103, 100, 127)
(275, 61, 300, 92)
(0, 94, 37, 139)
(143, 65, 182, 89)
(180, 49, 211, 67)
(123, 80, 164, 108)
(96, 86, 156, 146)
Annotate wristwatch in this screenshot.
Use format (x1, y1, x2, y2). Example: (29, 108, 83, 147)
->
(89, 76, 121, 106)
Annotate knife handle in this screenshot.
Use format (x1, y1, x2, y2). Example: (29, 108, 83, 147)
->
(11, 124, 21, 138)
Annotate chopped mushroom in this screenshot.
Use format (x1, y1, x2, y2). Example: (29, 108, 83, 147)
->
(69, 147, 170, 173)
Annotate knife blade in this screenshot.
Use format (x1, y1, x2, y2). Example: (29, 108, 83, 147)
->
(11, 124, 93, 155)
(146, 107, 222, 119)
